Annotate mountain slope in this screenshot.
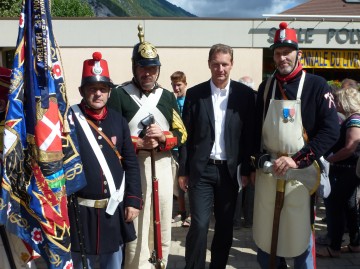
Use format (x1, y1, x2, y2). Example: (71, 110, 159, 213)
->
(88, 0, 196, 17)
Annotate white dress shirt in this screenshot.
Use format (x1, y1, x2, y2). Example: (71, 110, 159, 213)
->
(209, 79, 230, 160)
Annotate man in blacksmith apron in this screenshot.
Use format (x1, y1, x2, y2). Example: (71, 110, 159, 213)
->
(252, 22, 339, 269)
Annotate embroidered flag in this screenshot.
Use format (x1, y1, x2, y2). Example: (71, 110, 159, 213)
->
(0, 1, 86, 268)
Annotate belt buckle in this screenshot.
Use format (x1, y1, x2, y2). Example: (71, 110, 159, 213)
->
(209, 159, 224, 164)
(94, 199, 108, 209)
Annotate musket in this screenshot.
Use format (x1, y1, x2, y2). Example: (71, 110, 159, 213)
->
(0, 225, 16, 269)
(148, 149, 165, 269)
(70, 194, 88, 269)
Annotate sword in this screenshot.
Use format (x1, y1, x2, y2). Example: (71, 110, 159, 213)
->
(0, 225, 16, 269)
(148, 149, 165, 269)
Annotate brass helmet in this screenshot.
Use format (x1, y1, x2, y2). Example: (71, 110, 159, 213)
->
(132, 24, 161, 71)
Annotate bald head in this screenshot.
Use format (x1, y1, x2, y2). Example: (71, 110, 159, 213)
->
(239, 76, 254, 89)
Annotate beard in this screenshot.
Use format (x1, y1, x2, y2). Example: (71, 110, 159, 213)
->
(277, 63, 294, 75)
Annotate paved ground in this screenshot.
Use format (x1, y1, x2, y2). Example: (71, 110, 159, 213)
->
(33, 198, 360, 269)
(168, 197, 360, 269)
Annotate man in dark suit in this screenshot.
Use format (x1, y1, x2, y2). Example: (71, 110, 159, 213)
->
(178, 44, 256, 269)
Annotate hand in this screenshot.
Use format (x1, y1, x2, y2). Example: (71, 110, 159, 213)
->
(125, 207, 140, 223)
(137, 136, 159, 149)
(178, 176, 189, 192)
(146, 124, 166, 143)
(273, 156, 298, 176)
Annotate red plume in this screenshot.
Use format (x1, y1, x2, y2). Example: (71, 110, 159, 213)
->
(92, 52, 102, 61)
(279, 22, 288, 30)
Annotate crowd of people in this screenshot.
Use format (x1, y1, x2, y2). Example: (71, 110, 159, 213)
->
(1, 21, 360, 269)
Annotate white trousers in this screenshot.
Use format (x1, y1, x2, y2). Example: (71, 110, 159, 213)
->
(124, 150, 173, 269)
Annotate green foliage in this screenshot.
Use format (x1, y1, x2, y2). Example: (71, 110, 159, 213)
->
(51, 0, 95, 17)
(139, 0, 195, 17)
(98, 0, 129, 16)
(0, 0, 194, 18)
(0, 0, 95, 17)
(327, 80, 342, 90)
(0, 0, 22, 17)
(98, 0, 196, 17)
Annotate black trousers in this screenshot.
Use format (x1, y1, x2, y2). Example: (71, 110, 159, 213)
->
(327, 166, 360, 250)
(184, 162, 238, 269)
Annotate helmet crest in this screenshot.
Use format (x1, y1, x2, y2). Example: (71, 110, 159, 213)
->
(132, 24, 161, 68)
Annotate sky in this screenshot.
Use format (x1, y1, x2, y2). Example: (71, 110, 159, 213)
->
(166, 0, 309, 18)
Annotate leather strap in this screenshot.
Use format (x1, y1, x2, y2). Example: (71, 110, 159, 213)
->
(86, 119, 123, 162)
(71, 105, 118, 196)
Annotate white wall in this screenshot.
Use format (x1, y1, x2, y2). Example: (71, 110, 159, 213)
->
(61, 47, 263, 105)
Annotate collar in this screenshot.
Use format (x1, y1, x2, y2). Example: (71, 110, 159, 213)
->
(210, 79, 231, 95)
(132, 77, 160, 97)
(80, 100, 108, 121)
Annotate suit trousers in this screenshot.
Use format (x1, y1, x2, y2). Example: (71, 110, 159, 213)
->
(185, 162, 238, 269)
(125, 150, 173, 269)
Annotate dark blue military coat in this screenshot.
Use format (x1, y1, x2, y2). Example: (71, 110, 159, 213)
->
(68, 106, 142, 255)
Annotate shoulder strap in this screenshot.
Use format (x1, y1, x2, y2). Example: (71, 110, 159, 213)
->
(86, 119, 123, 162)
(123, 84, 170, 135)
(260, 76, 274, 152)
(262, 76, 274, 123)
(71, 105, 119, 195)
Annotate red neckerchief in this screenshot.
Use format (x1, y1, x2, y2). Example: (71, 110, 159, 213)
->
(80, 100, 108, 121)
(275, 62, 303, 83)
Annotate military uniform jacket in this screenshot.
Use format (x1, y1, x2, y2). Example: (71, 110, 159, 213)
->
(68, 106, 142, 255)
(108, 81, 187, 149)
(254, 72, 340, 166)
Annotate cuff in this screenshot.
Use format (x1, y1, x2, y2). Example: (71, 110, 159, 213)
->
(131, 136, 138, 152)
(291, 148, 316, 169)
(125, 195, 143, 210)
(159, 131, 177, 151)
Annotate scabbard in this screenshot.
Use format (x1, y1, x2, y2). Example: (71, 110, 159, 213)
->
(269, 179, 286, 269)
(0, 225, 16, 269)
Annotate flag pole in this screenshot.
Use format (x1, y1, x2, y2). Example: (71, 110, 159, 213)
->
(70, 195, 88, 269)
(0, 225, 16, 269)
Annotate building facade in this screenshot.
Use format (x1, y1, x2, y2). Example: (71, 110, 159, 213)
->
(1, 18, 359, 104)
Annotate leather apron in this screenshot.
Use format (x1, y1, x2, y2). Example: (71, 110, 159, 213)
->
(253, 72, 312, 257)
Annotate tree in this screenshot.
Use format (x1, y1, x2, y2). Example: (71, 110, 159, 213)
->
(51, 0, 95, 17)
(0, 0, 22, 17)
(0, 0, 95, 17)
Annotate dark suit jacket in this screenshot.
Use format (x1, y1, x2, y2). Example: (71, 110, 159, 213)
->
(179, 79, 256, 186)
